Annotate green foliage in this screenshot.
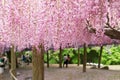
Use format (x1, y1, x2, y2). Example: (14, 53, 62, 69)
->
(101, 45, 120, 65)
(16, 51, 21, 57)
(43, 45, 120, 65)
(87, 49, 98, 63)
(44, 50, 59, 64)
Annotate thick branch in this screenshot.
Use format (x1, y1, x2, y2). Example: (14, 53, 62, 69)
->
(104, 12, 120, 40)
(104, 28, 120, 39)
(85, 12, 120, 40)
(86, 19, 96, 33)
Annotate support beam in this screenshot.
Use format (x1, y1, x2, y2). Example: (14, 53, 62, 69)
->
(32, 44, 44, 80)
(98, 46, 103, 68)
(47, 50, 49, 68)
(77, 48, 80, 66)
(11, 45, 16, 80)
(59, 45, 62, 68)
(83, 43, 87, 72)
(6, 50, 11, 69)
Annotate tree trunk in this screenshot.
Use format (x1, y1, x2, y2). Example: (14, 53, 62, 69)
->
(83, 43, 87, 72)
(11, 45, 16, 80)
(32, 45, 44, 80)
(98, 46, 103, 68)
(77, 48, 80, 66)
(59, 46, 62, 68)
(47, 51, 49, 68)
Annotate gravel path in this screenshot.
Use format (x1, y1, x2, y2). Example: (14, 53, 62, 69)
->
(1, 64, 120, 80)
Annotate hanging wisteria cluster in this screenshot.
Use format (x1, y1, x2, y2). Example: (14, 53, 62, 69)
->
(0, 0, 120, 52)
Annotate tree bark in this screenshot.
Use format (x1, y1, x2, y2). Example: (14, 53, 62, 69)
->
(59, 45, 62, 68)
(98, 46, 103, 68)
(104, 28, 120, 40)
(77, 48, 80, 66)
(11, 45, 16, 80)
(47, 50, 49, 68)
(32, 45, 44, 80)
(83, 43, 87, 72)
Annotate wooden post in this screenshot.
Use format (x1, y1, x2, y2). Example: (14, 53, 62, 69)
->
(47, 50, 49, 68)
(98, 46, 103, 68)
(77, 48, 80, 66)
(56, 0, 62, 68)
(6, 50, 11, 69)
(59, 45, 62, 68)
(16, 57, 18, 68)
(11, 45, 16, 80)
(32, 44, 44, 80)
(83, 43, 87, 72)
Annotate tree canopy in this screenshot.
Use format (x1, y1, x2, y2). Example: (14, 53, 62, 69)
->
(0, 0, 120, 52)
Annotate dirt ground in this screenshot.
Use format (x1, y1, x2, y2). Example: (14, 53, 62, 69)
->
(0, 64, 120, 80)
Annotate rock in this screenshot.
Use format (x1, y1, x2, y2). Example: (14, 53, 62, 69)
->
(17, 72, 21, 76)
(90, 65, 97, 69)
(101, 66, 109, 70)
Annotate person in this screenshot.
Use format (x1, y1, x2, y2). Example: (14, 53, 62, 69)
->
(63, 54, 67, 68)
(2, 54, 8, 69)
(25, 54, 30, 65)
(66, 54, 70, 68)
(67, 54, 70, 64)
(0, 54, 5, 68)
(21, 54, 26, 63)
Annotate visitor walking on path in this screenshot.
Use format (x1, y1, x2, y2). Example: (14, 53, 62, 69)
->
(0, 54, 7, 68)
(25, 54, 31, 65)
(63, 54, 67, 68)
(63, 54, 70, 68)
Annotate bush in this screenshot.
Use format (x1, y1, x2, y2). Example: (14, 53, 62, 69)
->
(43, 45, 120, 65)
